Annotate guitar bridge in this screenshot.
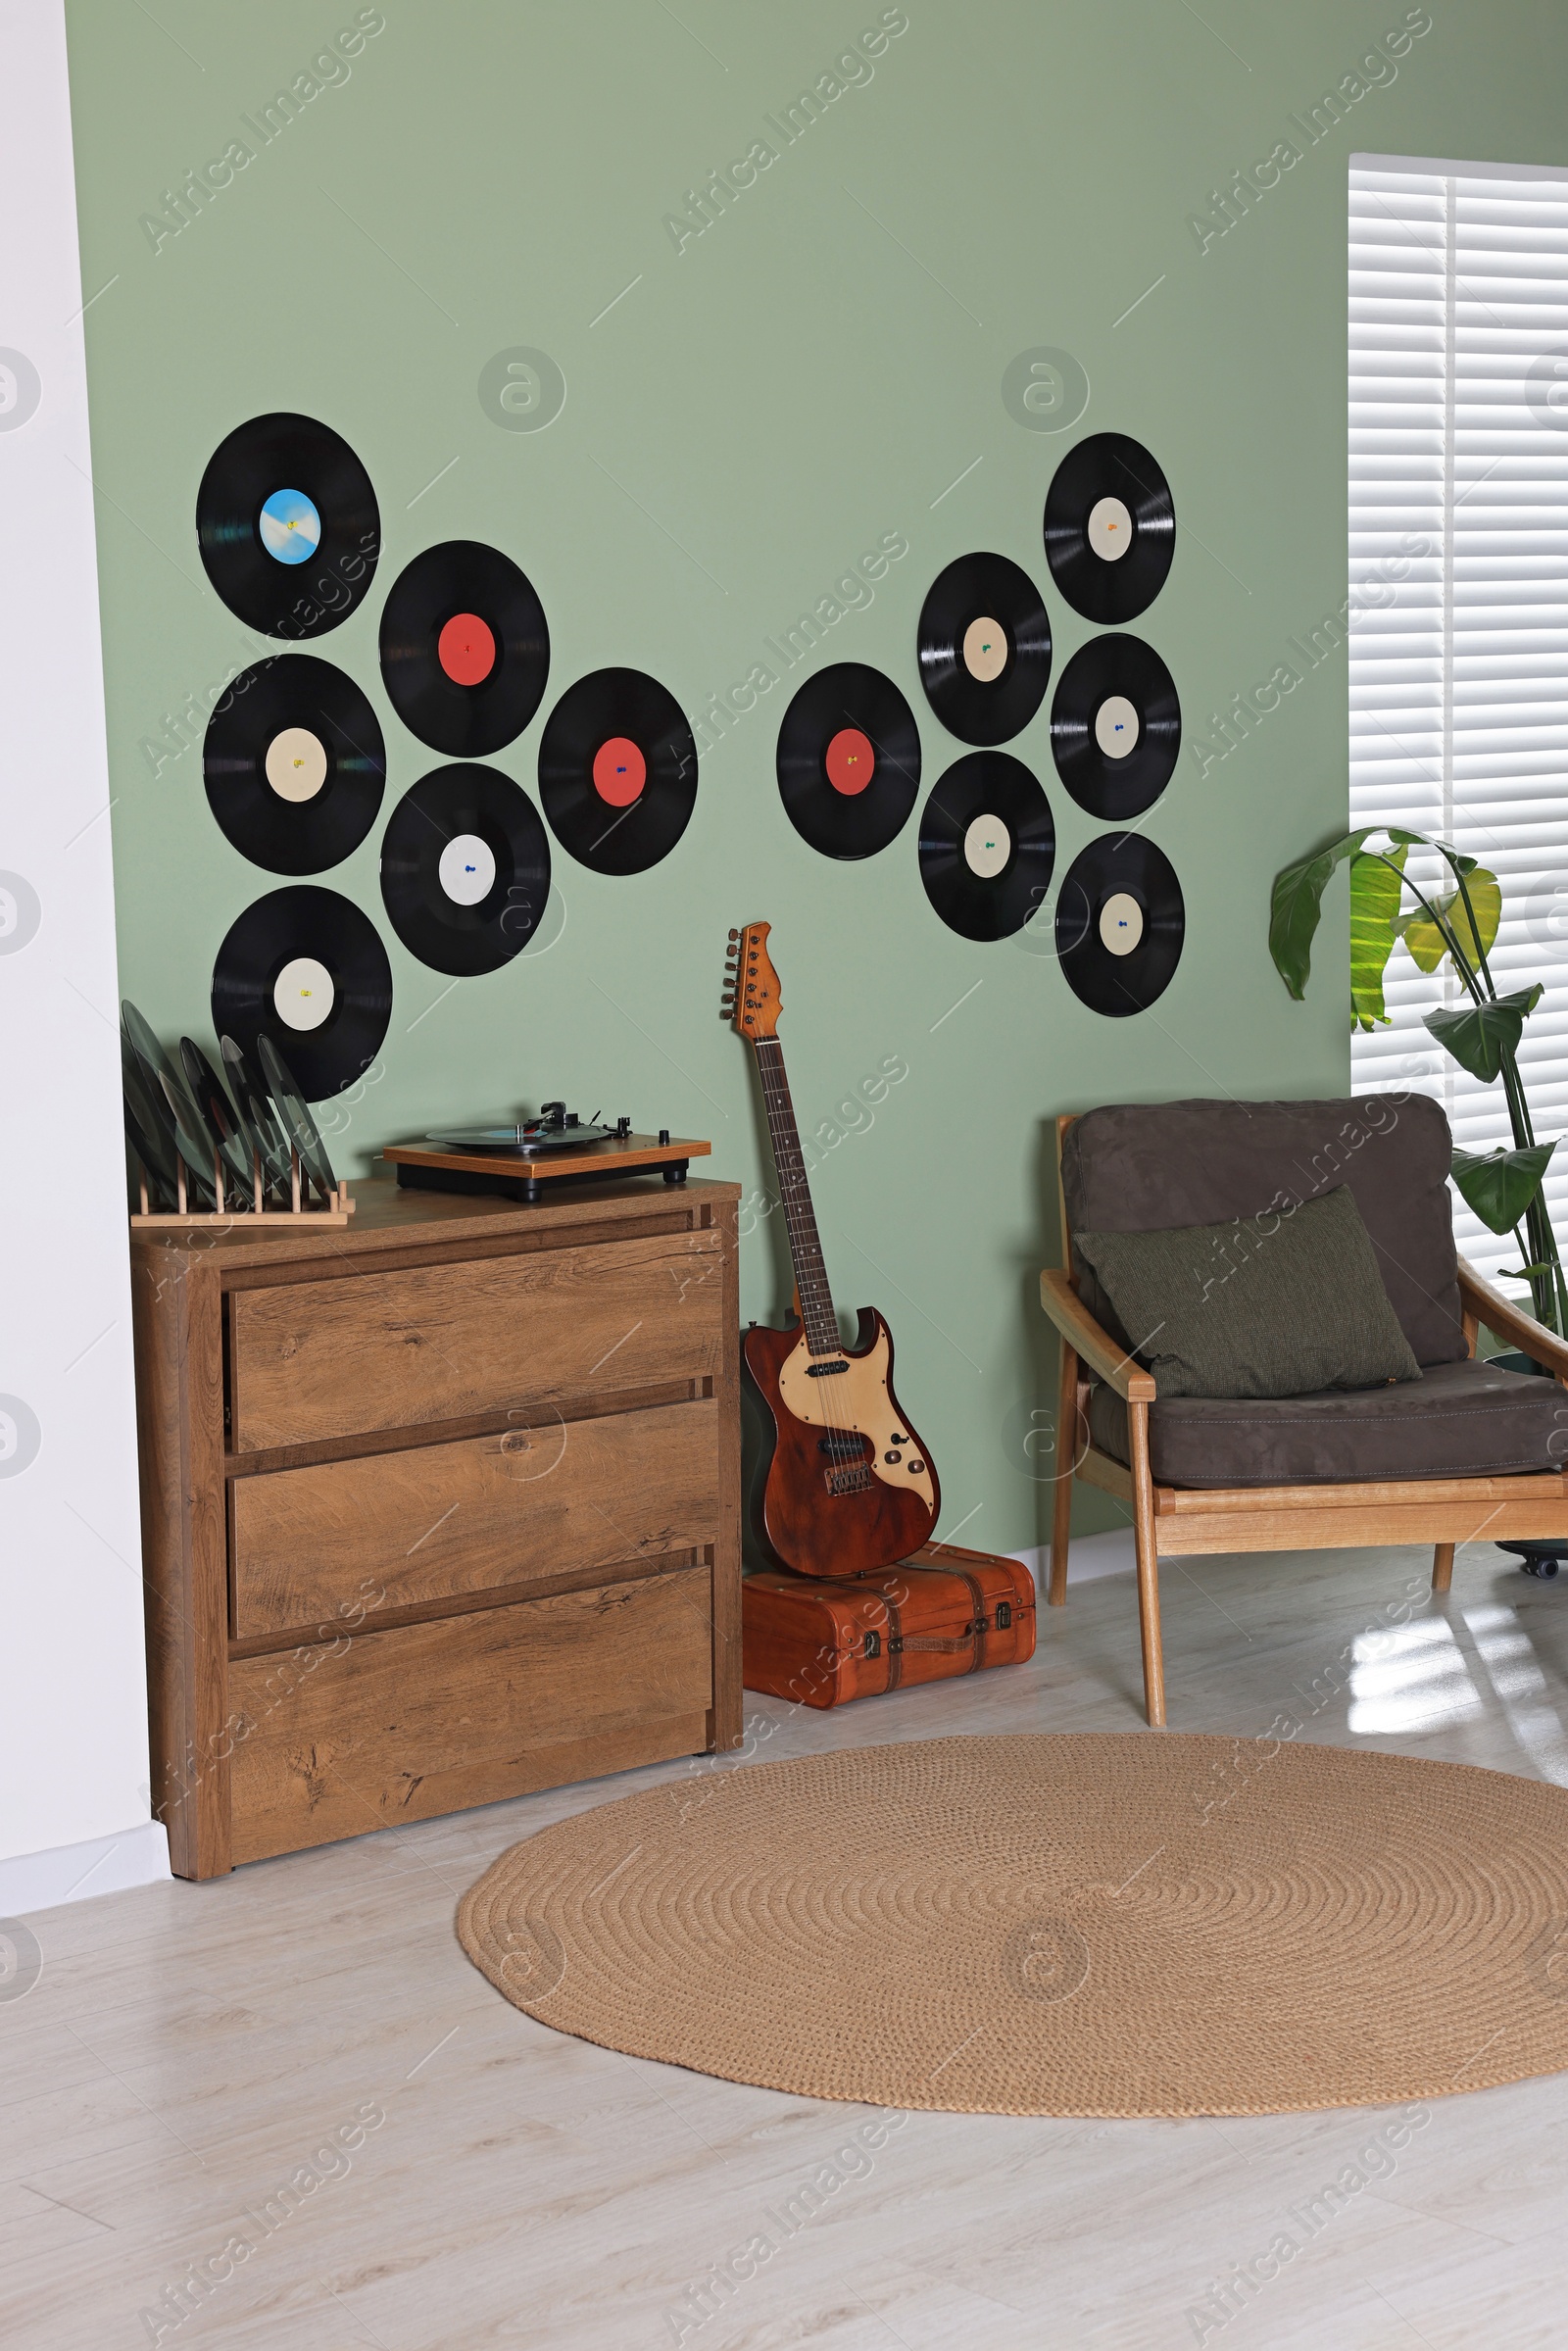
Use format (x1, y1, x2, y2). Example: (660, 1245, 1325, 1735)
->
(825, 1462, 875, 1496)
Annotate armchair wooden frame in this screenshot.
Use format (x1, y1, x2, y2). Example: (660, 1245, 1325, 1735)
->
(1041, 1113, 1568, 1728)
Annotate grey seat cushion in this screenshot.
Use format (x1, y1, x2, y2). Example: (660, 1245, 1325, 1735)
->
(1088, 1357, 1568, 1489)
(1061, 1095, 1468, 1368)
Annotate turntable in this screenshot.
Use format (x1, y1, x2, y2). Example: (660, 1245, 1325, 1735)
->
(382, 1101, 710, 1203)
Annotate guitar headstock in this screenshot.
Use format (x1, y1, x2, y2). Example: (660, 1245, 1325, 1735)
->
(721, 920, 781, 1040)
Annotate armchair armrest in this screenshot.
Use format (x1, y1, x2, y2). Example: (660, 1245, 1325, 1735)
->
(1457, 1256, 1568, 1383)
(1040, 1268, 1156, 1400)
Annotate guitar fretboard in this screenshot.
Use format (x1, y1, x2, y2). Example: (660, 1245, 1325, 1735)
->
(752, 1037, 840, 1356)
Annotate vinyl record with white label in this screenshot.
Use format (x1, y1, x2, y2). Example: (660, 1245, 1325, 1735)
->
(917, 752, 1055, 942)
(1050, 633, 1180, 820)
(196, 413, 380, 638)
(1044, 434, 1175, 623)
(380, 763, 552, 976)
(203, 656, 386, 873)
(916, 553, 1053, 745)
(1054, 833, 1184, 1015)
(775, 662, 921, 857)
(211, 885, 392, 1098)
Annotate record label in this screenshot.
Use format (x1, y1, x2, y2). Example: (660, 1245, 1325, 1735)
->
(918, 752, 1054, 942)
(1044, 434, 1176, 623)
(204, 655, 386, 874)
(438, 612, 497, 686)
(259, 489, 320, 564)
(275, 955, 334, 1029)
(381, 763, 552, 975)
(439, 833, 497, 905)
(917, 554, 1052, 746)
(1095, 697, 1140, 759)
(1050, 633, 1180, 821)
(212, 884, 392, 1099)
(540, 671, 696, 872)
(265, 726, 328, 802)
(775, 664, 920, 858)
(196, 414, 379, 638)
(1055, 833, 1184, 1016)
(379, 541, 549, 757)
(592, 736, 646, 806)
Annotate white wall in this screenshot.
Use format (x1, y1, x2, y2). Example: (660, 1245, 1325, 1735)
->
(0, 0, 167, 1903)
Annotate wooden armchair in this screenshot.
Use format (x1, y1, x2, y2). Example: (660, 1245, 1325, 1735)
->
(1040, 1097, 1568, 1727)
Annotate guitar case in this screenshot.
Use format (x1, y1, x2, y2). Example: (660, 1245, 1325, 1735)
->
(741, 1542, 1036, 1711)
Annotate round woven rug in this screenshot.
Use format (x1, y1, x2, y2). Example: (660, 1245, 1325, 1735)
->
(456, 1734, 1568, 2117)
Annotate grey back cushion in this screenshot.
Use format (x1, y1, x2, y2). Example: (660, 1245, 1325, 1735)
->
(1060, 1095, 1467, 1369)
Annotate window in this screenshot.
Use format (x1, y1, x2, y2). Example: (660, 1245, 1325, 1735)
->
(1348, 153, 1568, 1282)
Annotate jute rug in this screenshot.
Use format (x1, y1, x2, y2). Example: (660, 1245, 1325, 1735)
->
(456, 1734, 1568, 2117)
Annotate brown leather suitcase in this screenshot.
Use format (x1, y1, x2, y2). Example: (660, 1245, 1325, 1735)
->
(742, 1541, 1036, 1710)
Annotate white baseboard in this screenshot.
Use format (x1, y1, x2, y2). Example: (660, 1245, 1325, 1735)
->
(0, 1821, 171, 1918)
(1008, 1529, 1136, 1588)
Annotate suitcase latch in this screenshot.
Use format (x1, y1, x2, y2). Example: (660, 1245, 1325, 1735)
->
(862, 1630, 881, 1659)
(995, 1601, 1011, 1630)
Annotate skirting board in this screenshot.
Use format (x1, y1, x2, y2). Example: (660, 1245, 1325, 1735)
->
(1009, 1530, 1136, 1589)
(0, 1821, 171, 1919)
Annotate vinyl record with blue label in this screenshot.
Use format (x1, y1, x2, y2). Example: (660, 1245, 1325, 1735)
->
(1044, 434, 1175, 624)
(203, 656, 386, 874)
(916, 553, 1053, 745)
(1055, 832, 1185, 1015)
(378, 541, 550, 757)
(917, 752, 1055, 942)
(211, 885, 392, 1099)
(380, 763, 552, 977)
(775, 662, 921, 858)
(1050, 633, 1180, 820)
(196, 414, 379, 637)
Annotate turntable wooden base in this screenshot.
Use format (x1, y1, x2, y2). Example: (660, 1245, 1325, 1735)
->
(382, 1134, 710, 1204)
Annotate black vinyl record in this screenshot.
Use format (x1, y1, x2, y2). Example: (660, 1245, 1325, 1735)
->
(775, 662, 921, 858)
(538, 667, 697, 875)
(203, 656, 386, 874)
(195, 413, 379, 638)
(916, 553, 1053, 745)
(380, 764, 552, 977)
(1055, 833, 1185, 1016)
(211, 885, 392, 1099)
(1050, 634, 1181, 820)
(917, 752, 1055, 942)
(378, 540, 549, 757)
(1044, 433, 1175, 624)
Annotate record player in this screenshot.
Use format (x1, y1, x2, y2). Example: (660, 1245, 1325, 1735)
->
(382, 1101, 710, 1203)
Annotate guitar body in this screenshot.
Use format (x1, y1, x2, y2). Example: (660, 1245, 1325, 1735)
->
(743, 1306, 941, 1578)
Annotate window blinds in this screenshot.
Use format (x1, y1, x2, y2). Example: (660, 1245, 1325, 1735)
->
(1348, 154, 1568, 1284)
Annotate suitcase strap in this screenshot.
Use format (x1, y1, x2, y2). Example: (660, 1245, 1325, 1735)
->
(877, 1563, 992, 1680)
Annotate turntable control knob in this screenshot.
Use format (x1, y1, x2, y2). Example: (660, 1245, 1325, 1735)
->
(565, 1112, 579, 1128)
(659, 1128, 670, 1147)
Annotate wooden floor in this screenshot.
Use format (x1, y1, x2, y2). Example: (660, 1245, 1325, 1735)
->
(6, 1540, 1568, 2350)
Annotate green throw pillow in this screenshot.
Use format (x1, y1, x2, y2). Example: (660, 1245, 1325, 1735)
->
(1073, 1186, 1423, 1399)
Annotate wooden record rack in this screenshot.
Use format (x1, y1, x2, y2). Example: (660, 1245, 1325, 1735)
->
(382, 1132, 710, 1205)
(130, 1143, 354, 1230)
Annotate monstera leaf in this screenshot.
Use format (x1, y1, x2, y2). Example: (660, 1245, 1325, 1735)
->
(1270, 829, 1372, 1001)
(1399, 869, 1501, 975)
(1450, 1142, 1557, 1236)
(1349, 844, 1406, 1028)
(1424, 986, 1544, 1084)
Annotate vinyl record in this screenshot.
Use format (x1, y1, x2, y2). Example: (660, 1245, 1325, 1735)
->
(203, 656, 386, 874)
(380, 763, 552, 977)
(775, 663, 920, 858)
(538, 667, 697, 875)
(1050, 634, 1181, 820)
(378, 541, 549, 757)
(195, 413, 379, 638)
(917, 752, 1055, 942)
(1055, 833, 1185, 1016)
(211, 885, 392, 1100)
(1044, 433, 1175, 624)
(916, 553, 1053, 745)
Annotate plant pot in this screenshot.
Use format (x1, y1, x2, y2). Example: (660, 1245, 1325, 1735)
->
(1489, 1349, 1563, 1578)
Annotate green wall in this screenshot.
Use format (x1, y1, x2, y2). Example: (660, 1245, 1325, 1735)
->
(64, 0, 1568, 1552)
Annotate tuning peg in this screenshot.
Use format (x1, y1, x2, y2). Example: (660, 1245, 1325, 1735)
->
(727, 928, 739, 942)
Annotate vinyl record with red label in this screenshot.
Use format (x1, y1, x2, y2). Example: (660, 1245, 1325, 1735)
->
(1044, 433, 1175, 623)
(916, 553, 1053, 745)
(211, 885, 393, 1099)
(1054, 832, 1185, 1015)
(917, 752, 1055, 942)
(1050, 633, 1181, 820)
(203, 655, 386, 874)
(196, 413, 380, 638)
(537, 668, 697, 874)
(775, 662, 921, 858)
(378, 540, 550, 757)
(380, 763, 552, 977)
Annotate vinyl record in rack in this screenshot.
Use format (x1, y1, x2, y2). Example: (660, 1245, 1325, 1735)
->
(775, 662, 921, 858)
(1054, 832, 1184, 1016)
(916, 553, 1053, 745)
(1044, 433, 1175, 623)
(211, 884, 392, 1099)
(1050, 633, 1180, 820)
(203, 656, 386, 874)
(537, 667, 697, 875)
(378, 540, 550, 757)
(380, 763, 552, 977)
(195, 413, 380, 638)
(917, 752, 1055, 942)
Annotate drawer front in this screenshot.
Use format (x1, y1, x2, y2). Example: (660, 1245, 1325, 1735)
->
(228, 1228, 723, 1451)
(230, 1397, 719, 1637)
(227, 1567, 713, 1862)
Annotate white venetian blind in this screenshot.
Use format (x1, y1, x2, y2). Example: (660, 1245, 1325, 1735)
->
(1349, 154, 1568, 1283)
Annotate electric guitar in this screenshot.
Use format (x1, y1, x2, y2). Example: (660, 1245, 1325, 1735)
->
(723, 919, 940, 1578)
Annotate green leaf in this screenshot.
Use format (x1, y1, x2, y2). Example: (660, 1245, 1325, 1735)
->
(1451, 1142, 1558, 1236)
(1424, 985, 1544, 1082)
(1348, 846, 1405, 1027)
(1269, 829, 1372, 1001)
(1401, 869, 1501, 974)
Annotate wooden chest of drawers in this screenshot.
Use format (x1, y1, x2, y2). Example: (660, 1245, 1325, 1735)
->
(130, 1177, 742, 1878)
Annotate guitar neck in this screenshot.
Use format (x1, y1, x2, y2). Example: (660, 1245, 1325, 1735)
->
(751, 1036, 840, 1355)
